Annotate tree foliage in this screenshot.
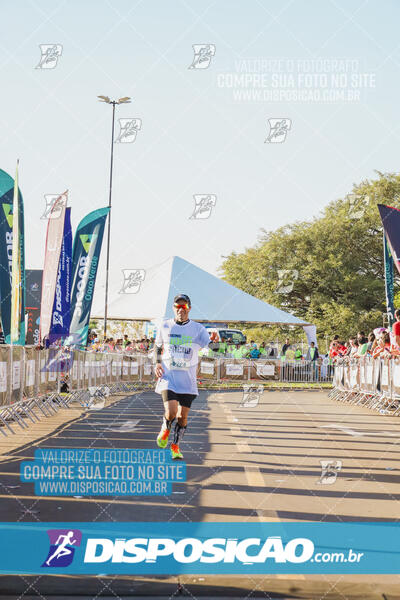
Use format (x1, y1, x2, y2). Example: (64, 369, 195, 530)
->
(220, 172, 400, 340)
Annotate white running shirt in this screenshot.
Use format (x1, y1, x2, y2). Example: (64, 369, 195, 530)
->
(155, 319, 210, 395)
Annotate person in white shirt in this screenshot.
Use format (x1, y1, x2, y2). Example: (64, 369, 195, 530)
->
(154, 294, 211, 460)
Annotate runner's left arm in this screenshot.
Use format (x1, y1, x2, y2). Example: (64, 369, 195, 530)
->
(199, 326, 213, 349)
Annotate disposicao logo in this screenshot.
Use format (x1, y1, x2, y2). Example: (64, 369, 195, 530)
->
(42, 529, 82, 567)
(83, 536, 314, 564)
(79, 234, 97, 253)
(37, 530, 367, 571)
(2, 203, 13, 228)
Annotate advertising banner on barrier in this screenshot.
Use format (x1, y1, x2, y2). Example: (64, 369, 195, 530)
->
(197, 357, 216, 379)
(129, 356, 139, 380)
(68, 207, 110, 348)
(393, 358, 400, 395)
(249, 359, 278, 380)
(220, 358, 247, 380)
(9, 345, 23, 404)
(141, 356, 153, 381)
(24, 346, 37, 399)
(0, 346, 9, 407)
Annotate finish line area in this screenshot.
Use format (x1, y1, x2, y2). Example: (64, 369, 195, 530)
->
(0, 389, 400, 597)
(0, 388, 399, 521)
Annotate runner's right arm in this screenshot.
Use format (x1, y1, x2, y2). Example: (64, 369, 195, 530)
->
(154, 322, 164, 377)
(154, 344, 163, 363)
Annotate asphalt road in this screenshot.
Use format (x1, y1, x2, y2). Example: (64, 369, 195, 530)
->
(1, 388, 400, 598)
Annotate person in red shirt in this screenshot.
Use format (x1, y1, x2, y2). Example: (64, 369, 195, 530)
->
(329, 336, 340, 359)
(392, 310, 400, 347)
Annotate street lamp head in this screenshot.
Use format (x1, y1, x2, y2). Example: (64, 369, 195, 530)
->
(98, 95, 131, 105)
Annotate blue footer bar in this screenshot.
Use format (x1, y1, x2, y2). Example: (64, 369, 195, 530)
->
(0, 522, 398, 575)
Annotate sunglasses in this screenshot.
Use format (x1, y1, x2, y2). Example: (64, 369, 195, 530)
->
(174, 303, 189, 310)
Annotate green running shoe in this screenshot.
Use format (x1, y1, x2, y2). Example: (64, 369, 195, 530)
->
(157, 428, 170, 449)
(171, 444, 183, 460)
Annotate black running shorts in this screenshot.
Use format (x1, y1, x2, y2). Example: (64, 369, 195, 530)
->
(161, 389, 197, 408)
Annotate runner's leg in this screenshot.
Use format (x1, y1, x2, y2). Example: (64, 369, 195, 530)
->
(157, 392, 178, 448)
(171, 400, 195, 459)
(163, 396, 178, 428)
(173, 405, 190, 444)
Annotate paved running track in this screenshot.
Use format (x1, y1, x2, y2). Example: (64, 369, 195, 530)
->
(0, 388, 400, 598)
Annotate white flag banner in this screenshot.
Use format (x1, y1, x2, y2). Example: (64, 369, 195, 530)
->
(303, 325, 318, 347)
(39, 192, 67, 342)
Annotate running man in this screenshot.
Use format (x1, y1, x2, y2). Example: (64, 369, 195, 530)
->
(154, 294, 211, 459)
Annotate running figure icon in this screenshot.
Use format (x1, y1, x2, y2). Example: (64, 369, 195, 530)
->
(45, 531, 77, 566)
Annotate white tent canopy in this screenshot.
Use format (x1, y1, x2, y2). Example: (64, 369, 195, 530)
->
(92, 255, 309, 325)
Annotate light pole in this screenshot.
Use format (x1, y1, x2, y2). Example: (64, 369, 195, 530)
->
(98, 95, 131, 339)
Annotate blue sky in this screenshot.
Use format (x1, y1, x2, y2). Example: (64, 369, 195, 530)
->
(0, 0, 399, 308)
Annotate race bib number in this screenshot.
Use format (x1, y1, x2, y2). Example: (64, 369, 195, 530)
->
(168, 356, 191, 370)
(167, 339, 193, 370)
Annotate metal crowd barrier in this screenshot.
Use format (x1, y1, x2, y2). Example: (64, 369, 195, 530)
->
(330, 356, 400, 414)
(0, 348, 333, 436)
(0, 347, 145, 436)
(198, 357, 332, 383)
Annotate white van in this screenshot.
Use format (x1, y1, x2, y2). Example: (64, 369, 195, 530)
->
(204, 326, 247, 345)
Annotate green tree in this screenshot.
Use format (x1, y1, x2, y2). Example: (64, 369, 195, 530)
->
(220, 172, 400, 340)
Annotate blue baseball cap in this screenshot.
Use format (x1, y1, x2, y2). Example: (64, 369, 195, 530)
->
(173, 294, 191, 307)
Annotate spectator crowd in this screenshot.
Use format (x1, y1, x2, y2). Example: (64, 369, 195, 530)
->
(85, 333, 155, 354)
(329, 309, 400, 363)
(85, 331, 325, 363)
(35, 327, 330, 365)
